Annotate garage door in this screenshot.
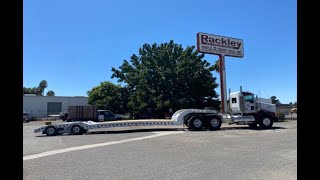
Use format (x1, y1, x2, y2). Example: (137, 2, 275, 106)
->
(47, 102, 62, 115)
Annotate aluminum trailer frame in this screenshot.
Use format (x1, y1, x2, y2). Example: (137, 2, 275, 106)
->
(34, 109, 219, 136)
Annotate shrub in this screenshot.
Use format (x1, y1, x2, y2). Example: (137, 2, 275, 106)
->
(277, 112, 285, 120)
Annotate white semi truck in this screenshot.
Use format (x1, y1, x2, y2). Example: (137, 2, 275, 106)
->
(34, 87, 277, 136)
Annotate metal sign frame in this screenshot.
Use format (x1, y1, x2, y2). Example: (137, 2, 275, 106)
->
(196, 32, 244, 113)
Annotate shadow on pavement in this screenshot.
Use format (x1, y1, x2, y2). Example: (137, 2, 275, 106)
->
(86, 126, 287, 134)
(86, 128, 186, 135)
(220, 126, 286, 131)
(35, 128, 186, 137)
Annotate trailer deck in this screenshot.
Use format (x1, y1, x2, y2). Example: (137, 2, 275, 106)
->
(34, 119, 182, 135)
(84, 119, 180, 129)
(34, 109, 219, 136)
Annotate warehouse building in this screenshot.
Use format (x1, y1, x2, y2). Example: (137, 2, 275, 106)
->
(23, 94, 88, 118)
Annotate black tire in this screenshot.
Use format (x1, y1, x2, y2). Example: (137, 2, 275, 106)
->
(208, 116, 222, 130)
(71, 125, 84, 135)
(45, 126, 58, 136)
(188, 116, 204, 131)
(258, 115, 273, 129)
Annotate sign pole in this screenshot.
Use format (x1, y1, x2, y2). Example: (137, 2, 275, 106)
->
(219, 54, 228, 114)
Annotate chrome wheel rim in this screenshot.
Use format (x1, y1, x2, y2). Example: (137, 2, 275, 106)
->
(211, 118, 220, 128)
(47, 127, 55, 135)
(72, 126, 81, 133)
(262, 118, 271, 126)
(193, 119, 203, 128)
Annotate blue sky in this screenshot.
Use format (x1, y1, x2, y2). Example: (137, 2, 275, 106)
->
(23, 0, 297, 104)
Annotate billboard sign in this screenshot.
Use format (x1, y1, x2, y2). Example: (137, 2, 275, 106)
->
(197, 32, 244, 57)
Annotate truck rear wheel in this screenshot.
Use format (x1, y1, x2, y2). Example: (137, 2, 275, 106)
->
(71, 125, 84, 135)
(45, 126, 57, 136)
(188, 116, 204, 130)
(208, 117, 222, 130)
(258, 116, 273, 129)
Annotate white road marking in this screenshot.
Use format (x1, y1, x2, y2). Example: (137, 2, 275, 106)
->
(23, 131, 184, 161)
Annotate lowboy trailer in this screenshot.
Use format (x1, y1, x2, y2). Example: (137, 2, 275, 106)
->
(34, 89, 277, 136)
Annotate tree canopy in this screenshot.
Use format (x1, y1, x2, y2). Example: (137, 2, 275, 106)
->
(23, 87, 42, 96)
(39, 80, 48, 96)
(23, 80, 50, 96)
(87, 81, 130, 114)
(46, 90, 55, 96)
(108, 40, 219, 118)
(270, 96, 281, 104)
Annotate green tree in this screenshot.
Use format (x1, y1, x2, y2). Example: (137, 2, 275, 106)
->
(23, 87, 30, 95)
(46, 90, 55, 96)
(39, 80, 48, 96)
(23, 80, 50, 96)
(270, 96, 281, 104)
(87, 81, 129, 113)
(213, 59, 220, 73)
(111, 40, 220, 118)
(23, 86, 42, 95)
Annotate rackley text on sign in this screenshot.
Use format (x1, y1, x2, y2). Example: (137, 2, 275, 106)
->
(197, 32, 244, 58)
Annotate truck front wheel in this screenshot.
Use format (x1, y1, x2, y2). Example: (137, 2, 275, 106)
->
(259, 116, 273, 129)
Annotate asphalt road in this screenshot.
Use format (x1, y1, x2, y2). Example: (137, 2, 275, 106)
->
(23, 120, 297, 180)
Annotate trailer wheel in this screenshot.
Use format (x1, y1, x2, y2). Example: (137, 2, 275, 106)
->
(188, 116, 204, 130)
(45, 126, 57, 136)
(258, 116, 273, 129)
(71, 125, 84, 135)
(208, 117, 222, 130)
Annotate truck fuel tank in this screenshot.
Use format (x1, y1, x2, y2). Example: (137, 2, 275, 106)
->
(220, 114, 255, 123)
(232, 115, 255, 122)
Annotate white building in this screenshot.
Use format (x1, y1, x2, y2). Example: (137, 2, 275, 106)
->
(23, 95, 88, 118)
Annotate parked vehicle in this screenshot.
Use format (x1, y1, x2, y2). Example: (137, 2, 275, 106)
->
(23, 112, 31, 123)
(65, 106, 123, 122)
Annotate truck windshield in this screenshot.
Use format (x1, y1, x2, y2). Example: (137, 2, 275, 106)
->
(244, 95, 254, 103)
